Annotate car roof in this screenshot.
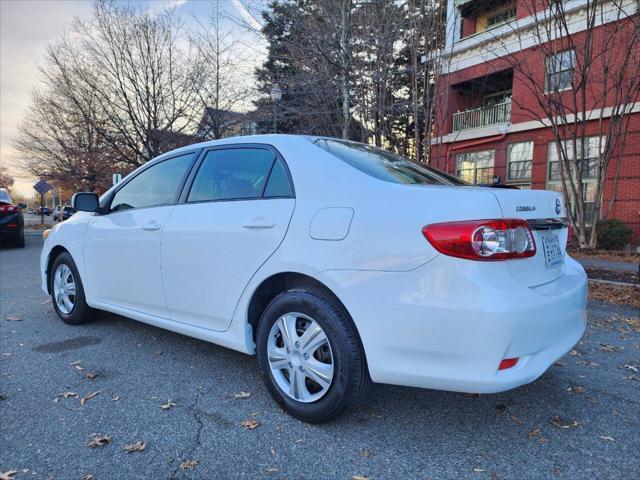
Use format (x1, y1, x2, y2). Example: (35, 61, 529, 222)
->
(153, 134, 321, 161)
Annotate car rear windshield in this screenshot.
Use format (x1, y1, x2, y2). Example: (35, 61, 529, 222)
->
(313, 138, 466, 186)
(0, 189, 12, 204)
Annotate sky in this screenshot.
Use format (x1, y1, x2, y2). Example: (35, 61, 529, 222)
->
(0, 0, 265, 197)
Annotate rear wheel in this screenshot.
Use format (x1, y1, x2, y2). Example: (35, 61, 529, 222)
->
(50, 252, 95, 325)
(12, 229, 24, 248)
(256, 289, 370, 423)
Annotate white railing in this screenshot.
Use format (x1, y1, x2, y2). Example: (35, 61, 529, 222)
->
(452, 101, 511, 132)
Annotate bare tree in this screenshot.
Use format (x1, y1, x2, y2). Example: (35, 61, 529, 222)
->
(0, 164, 15, 191)
(46, 0, 203, 167)
(494, 0, 640, 248)
(15, 82, 116, 192)
(191, 0, 252, 139)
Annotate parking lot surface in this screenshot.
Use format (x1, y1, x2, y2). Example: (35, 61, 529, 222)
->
(1, 238, 639, 479)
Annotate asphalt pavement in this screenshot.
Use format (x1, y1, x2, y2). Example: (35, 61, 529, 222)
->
(1, 238, 639, 479)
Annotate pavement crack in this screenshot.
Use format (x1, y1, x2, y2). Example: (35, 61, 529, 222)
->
(168, 386, 212, 479)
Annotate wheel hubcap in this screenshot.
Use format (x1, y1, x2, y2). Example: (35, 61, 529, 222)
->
(53, 264, 76, 314)
(267, 312, 334, 403)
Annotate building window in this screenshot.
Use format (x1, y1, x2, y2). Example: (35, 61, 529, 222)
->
(507, 141, 533, 184)
(546, 49, 576, 92)
(486, 4, 516, 29)
(547, 136, 605, 224)
(456, 150, 495, 184)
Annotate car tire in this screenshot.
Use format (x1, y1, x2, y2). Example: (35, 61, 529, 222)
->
(50, 252, 96, 325)
(13, 230, 25, 248)
(256, 288, 371, 423)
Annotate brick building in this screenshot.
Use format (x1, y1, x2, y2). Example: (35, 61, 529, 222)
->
(430, 0, 640, 244)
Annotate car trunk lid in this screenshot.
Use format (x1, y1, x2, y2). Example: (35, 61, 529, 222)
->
(490, 188, 569, 287)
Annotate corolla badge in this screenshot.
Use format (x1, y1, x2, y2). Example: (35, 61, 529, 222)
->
(516, 205, 536, 212)
(555, 198, 562, 215)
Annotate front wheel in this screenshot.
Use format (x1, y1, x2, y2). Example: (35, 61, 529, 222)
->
(50, 252, 95, 325)
(256, 289, 370, 423)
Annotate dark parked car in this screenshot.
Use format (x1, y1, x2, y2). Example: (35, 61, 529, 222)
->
(0, 188, 25, 248)
(53, 205, 77, 222)
(38, 206, 52, 216)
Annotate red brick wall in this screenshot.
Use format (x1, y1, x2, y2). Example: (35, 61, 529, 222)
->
(434, 16, 637, 135)
(432, 6, 639, 242)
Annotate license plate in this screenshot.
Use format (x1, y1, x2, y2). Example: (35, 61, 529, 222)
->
(541, 232, 563, 269)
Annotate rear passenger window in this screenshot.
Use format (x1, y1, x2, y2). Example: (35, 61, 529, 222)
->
(188, 149, 276, 202)
(264, 159, 293, 198)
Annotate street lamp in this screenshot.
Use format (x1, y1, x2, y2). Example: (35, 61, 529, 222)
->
(270, 83, 282, 134)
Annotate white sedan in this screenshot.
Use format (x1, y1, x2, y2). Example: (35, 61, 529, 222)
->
(41, 135, 587, 423)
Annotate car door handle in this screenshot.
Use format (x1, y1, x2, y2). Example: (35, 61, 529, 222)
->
(242, 217, 275, 229)
(141, 221, 161, 231)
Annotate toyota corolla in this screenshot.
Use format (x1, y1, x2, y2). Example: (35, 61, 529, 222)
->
(40, 135, 587, 423)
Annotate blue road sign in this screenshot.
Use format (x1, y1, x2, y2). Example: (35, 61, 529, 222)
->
(33, 180, 53, 195)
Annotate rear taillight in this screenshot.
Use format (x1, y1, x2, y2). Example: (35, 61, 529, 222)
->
(0, 204, 18, 213)
(422, 219, 536, 261)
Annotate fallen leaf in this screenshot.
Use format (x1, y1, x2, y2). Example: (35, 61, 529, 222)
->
(473, 468, 485, 472)
(599, 343, 617, 352)
(566, 385, 586, 394)
(359, 450, 373, 458)
(124, 441, 146, 453)
(555, 361, 566, 366)
(270, 447, 276, 455)
(576, 360, 599, 367)
(623, 364, 638, 373)
(352, 476, 369, 480)
(180, 460, 198, 470)
(87, 434, 112, 448)
(510, 415, 523, 425)
(81, 475, 94, 480)
(160, 400, 176, 410)
(600, 436, 615, 442)
(5, 316, 22, 322)
(232, 391, 251, 399)
(112, 395, 120, 401)
(549, 416, 579, 429)
(80, 391, 101, 405)
(74, 365, 85, 372)
(241, 418, 259, 430)
(69, 360, 82, 366)
(54, 391, 78, 402)
(528, 427, 541, 440)
(569, 349, 581, 356)
(266, 467, 279, 473)
(0, 471, 17, 480)
(84, 372, 99, 380)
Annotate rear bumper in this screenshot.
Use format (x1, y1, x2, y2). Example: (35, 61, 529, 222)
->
(0, 214, 23, 239)
(317, 255, 587, 393)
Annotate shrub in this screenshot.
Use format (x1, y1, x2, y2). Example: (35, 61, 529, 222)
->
(596, 219, 632, 250)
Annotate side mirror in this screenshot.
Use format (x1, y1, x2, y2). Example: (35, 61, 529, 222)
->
(17, 203, 27, 209)
(72, 192, 99, 212)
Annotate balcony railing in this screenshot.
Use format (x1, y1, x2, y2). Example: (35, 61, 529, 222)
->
(452, 101, 511, 132)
